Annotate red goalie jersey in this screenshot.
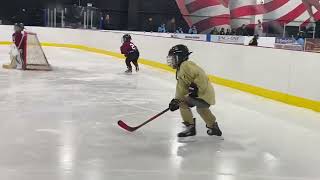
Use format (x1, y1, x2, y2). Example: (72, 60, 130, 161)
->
(12, 23, 26, 50)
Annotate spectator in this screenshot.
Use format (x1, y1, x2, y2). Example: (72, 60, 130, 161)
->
(231, 28, 237, 35)
(146, 17, 155, 32)
(167, 18, 177, 33)
(226, 29, 231, 35)
(236, 24, 248, 36)
(188, 26, 198, 34)
(249, 34, 259, 46)
(296, 31, 305, 39)
(158, 24, 166, 33)
(98, 12, 104, 30)
(255, 20, 264, 37)
(296, 31, 305, 46)
(105, 14, 111, 30)
(210, 27, 219, 35)
(219, 28, 226, 35)
(176, 27, 184, 33)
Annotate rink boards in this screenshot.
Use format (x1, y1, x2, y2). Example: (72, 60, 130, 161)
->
(0, 25, 319, 112)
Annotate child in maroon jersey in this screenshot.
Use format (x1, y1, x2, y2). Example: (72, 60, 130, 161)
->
(13, 23, 26, 70)
(3, 23, 25, 70)
(120, 34, 140, 73)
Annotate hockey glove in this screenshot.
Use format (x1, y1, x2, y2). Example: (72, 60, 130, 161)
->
(188, 83, 199, 98)
(169, 99, 180, 112)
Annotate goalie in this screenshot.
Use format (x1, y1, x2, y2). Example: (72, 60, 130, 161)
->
(3, 23, 25, 70)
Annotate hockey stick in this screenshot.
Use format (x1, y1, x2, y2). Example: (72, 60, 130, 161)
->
(117, 108, 170, 132)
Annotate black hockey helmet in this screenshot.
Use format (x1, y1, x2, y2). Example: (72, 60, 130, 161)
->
(167, 44, 192, 69)
(13, 23, 19, 31)
(122, 34, 132, 43)
(14, 23, 24, 32)
(18, 23, 25, 30)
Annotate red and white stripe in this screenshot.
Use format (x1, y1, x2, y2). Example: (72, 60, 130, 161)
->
(176, 0, 231, 33)
(262, 0, 310, 26)
(175, 0, 320, 33)
(229, 0, 257, 28)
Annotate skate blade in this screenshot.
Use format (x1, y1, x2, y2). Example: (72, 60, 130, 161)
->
(178, 136, 224, 142)
(116, 72, 134, 75)
(217, 136, 224, 141)
(178, 136, 197, 143)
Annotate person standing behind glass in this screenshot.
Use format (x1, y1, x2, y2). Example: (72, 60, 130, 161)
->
(158, 24, 166, 33)
(104, 14, 111, 30)
(98, 12, 104, 30)
(188, 26, 198, 34)
(176, 27, 184, 34)
(146, 17, 155, 32)
(226, 29, 231, 35)
(255, 20, 264, 37)
(167, 18, 177, 33)
(210, 27, 219, 35)
(219, 28, 226, 35)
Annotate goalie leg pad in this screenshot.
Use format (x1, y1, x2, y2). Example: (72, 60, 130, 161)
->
(2, 55, 18, 69)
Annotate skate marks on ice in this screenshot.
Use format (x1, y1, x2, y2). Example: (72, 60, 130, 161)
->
(35, 129, 61, 135)
(54, 68, 140, 90)
(116, 71, 139, 76)
(176, 136, 225, 158)
(177, 135, 224, 143)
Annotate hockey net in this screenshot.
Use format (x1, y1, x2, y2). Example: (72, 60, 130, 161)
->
(23, 32, 51, 71)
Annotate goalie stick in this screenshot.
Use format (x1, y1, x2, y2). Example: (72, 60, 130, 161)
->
(117, 108, 170, 132)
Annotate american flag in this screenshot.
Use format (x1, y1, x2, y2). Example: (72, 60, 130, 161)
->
(175, 0, 320, 33)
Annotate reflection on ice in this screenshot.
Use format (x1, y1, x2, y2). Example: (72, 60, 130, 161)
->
(0, 46, 319, 180)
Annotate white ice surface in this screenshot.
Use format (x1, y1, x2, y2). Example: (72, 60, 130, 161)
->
(0, 46, 320, 180)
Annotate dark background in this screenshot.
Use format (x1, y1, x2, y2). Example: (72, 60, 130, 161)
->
(0, 0, 188, 31)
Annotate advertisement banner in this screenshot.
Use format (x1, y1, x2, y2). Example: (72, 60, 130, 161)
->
(274, 38, 304, 51)
(304, 39, 320, 53)
(211, 35, 245, 45)
(170, 34, 207, 41)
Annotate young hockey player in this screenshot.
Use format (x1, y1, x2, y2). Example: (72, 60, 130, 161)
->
(120, 34, 140, 73)
(167, 44, 222, 137)
(2, 23, 25, 70)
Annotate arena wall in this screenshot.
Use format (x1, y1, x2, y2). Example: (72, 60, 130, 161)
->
(0, 25, 319, 111)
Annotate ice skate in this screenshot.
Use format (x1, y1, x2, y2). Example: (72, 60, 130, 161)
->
(135, 65, 139, 72)
(124, 69, 132, 74)
(178, 124, 196, 138)
(178, 118, 196, 138)
(207, 122, 222, 137)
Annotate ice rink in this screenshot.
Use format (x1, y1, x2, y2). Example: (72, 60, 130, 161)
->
(0, 46, 320, 180)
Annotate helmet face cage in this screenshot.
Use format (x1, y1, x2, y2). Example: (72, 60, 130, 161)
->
(19, 23, 24, 30)
(167, 54, 178, 69)
(14, 23, 24, 32)
(167, 45, 191, 69)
